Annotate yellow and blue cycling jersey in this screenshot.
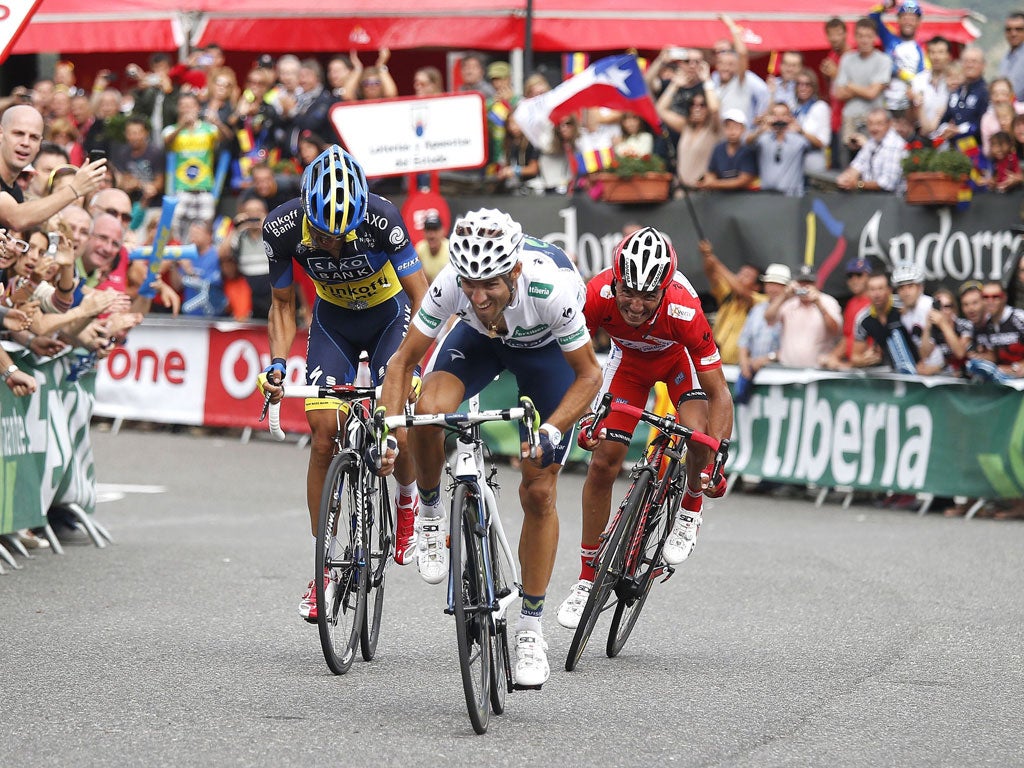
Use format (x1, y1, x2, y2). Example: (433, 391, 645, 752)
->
(262, 193, 423, 398)
(263, 195, 422, 311)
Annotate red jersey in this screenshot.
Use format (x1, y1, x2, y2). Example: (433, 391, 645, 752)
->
(584, 268, 721, 371)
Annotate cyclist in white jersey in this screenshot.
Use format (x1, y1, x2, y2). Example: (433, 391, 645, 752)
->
(377, 208, 602, 687)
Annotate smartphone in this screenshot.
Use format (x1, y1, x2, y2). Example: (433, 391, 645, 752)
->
(89, 149, 106, 164)
(46, 232, 61, 256)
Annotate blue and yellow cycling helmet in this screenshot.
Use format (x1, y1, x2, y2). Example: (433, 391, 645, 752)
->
(897, 1, 922, 15)
(301, 145, 368, 236)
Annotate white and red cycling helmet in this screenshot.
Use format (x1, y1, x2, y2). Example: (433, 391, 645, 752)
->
(612, 227, 676, 292)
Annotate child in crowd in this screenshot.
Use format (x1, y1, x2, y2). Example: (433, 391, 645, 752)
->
(986, 131, 1022, 193)
(1013, 114, 1024, 163)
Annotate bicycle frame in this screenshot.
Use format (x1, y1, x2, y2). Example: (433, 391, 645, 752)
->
(565, 392, 731, 671)
(263, 381, 395, 671)
(379, 400, 532, 623)
(445, 403, 521, 630)
(379, 396, 539, 710)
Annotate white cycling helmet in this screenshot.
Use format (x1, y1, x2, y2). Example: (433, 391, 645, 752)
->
(891, 262, 924, 287)
(448, 208, 524, 280)
(613, 226, 676, 292)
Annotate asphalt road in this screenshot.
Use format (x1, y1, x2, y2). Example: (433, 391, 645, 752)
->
(2, 428, 1022, 767)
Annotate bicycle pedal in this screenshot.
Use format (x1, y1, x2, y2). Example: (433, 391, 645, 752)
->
(512, 682, 543, 691)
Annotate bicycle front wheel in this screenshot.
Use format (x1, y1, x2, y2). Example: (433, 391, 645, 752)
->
(487, 524, 514, 715)
(565, 469, 654, 672)
(450, 482, 491, 734)
(361, 473, 394, 661)
(607, 466, 679, 657)
(316, 453, 367, 675)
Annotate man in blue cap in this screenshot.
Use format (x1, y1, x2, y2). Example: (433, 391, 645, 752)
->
(821, 256, 874, 370)
(870, 0, 926, 112)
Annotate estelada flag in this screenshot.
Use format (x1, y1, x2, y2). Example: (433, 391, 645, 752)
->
(573, 146, 618, 174)
(562, 52, 590, 79)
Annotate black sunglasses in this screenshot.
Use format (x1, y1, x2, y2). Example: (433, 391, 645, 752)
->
(102, 207, 132, 224)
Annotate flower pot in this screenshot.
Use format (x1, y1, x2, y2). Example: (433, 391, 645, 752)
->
(593, 172, 673, 204)
(904, 171, 962, 206)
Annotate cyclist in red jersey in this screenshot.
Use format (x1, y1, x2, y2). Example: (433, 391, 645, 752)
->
(556, 226, 734, 629)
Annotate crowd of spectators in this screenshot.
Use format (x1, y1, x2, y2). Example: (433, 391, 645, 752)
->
(1, 7, 1021, 322)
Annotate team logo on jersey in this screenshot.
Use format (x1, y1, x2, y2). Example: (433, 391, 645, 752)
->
(266, 207, 300, 237)
(667, 303, 695, 321)
(449, 349, 465, 362)
(389, 226, 407, 247)
(600, 284, 614, 299)
(264, 241, 273, 258)
(557, 328, 586, 345)
(417, 309, 442, 329)
(562, 307, 574, 319)
(527, 282, 553, 299)
(511, 323, 548, 338)
(699, 351, 721, 367)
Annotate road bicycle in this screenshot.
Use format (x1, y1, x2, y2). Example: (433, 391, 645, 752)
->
(265, 381, 395, 675)
(377, 395, 539, 735)
(565, 391, 729, 672)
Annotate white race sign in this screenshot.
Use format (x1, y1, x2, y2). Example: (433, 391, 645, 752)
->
(329, 93, 487, 177)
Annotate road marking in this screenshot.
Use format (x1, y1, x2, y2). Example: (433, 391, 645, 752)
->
(96, 483, 168, 504)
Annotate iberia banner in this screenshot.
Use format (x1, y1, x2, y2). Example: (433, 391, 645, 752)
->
(728, 370, 1024, 499)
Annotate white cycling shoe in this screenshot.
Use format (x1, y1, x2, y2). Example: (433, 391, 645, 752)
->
(514, 629, 550, 687)
(662, 511, 701, 565)
(416, 519, 448, 585)
(556, 579, 593, 629)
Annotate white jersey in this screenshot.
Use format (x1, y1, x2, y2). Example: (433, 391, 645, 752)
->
(413, 238, 590, 352)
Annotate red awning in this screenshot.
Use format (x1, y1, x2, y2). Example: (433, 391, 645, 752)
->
(11, 0, 200, 54)
(529, 0, 979, 52)
(194, 1, 522, 53)
(13, 0, 979, 56)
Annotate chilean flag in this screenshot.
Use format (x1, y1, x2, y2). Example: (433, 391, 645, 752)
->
(513, 54, 661, 149)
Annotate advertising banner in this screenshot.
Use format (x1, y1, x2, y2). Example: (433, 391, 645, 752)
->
(446, 192, 1023, 293)
(729, 372, 1024, 499)
(0, 351, 98, 534)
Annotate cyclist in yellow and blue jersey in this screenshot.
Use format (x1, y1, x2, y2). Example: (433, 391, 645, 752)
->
(259, 145, 429, 623)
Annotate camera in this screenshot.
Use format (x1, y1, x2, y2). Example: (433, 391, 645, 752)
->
(46, 232, 61, 256)
(933, 298, 943, 311)
(795, 287, 810, 296)
(89, 149, 106, 164)
(771, 120, 788, 130)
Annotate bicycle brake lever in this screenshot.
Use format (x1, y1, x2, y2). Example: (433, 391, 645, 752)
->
(258, 391, 272, 422)
(711, 438, 731, 483)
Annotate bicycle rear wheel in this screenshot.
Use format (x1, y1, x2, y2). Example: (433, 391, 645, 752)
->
(565, 469, 654, 672)
(487, 524, 513, 715)
(451, 482, 491, 734)
(607, 466, 680, 657)
(316, 453, 367, 675)
(361, 473, 394, 661)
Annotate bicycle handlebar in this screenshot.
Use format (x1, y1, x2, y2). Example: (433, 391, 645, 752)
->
(260, 383, 382, 441)
(372, 396, 541, 455)
(591, 391, 731, 482)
